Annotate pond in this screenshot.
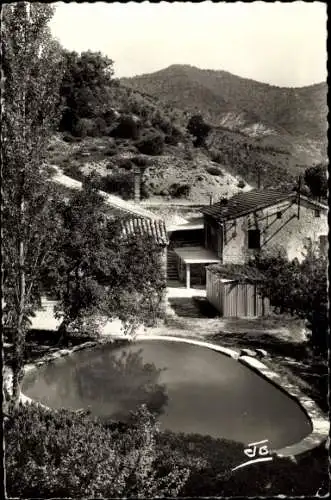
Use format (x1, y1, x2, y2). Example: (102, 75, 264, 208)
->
(22, 339, 312, 449)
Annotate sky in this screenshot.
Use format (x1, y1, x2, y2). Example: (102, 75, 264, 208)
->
(49, 1, 327, 87)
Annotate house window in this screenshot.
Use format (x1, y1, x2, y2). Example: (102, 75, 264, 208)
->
(315, 209, 321, 218)
(277, 211, 282, 219)
(248, 229, 261, 249)
(319, 235, 328, 256)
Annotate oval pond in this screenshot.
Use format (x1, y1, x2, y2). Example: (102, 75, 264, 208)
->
(22, 339, 312, 449)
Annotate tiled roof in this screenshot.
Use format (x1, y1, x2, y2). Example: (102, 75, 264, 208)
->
(202, 189, 296, 222)
(121, 217, 169, 246)
(52, 167, 161, 220)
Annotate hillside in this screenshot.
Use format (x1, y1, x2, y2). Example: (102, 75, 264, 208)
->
(48, 62, 327, 203)
(122, 64, 327, 140)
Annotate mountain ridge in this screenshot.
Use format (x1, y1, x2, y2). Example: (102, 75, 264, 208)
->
(121, 64, 327, 141)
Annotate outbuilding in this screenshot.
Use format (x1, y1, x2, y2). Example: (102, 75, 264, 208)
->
(206, 264, 270, 318)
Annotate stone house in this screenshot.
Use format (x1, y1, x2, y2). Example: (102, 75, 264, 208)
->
(202, 189, 328, 264)
(172, 189, 328, 288)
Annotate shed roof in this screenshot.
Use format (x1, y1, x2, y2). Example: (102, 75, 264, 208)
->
(207, 263, 266, 282)
(174, 246, 220, 264)
(202, 189, 296, 222)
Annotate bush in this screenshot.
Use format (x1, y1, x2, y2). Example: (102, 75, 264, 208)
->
(209, 149, 224, 164)
(102, 171, 134, 199)
(132, 155, 150, 168)
(169, 183, 191, 198)
(104, 146, 118, 157)
(73, 118, 98, 138)
(94, 116, 107, 136)
(63, 163, 83, 180)
(252, 251, 328, 355)
(206, 165, 224, 176)
(110, 115, 140, 140)
(165, 134, 179, 146)
(5, 402, 189, 498)
(117, 158, 133, 170)
(62, 133, 82, 143)
(136, 133, 164, 156)
(237, 179, 246, 188)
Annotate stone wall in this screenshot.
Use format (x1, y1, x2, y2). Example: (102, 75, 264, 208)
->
(222, 199, 328, 264)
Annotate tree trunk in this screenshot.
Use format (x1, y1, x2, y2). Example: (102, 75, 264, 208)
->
(56, 318, 70, 346)
(11, 234, 26, 408)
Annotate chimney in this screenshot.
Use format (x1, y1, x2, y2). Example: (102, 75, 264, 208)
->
(133, 166, 141, 202)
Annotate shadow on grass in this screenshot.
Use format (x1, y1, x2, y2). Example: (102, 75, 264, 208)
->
(168, 297, 219, 318)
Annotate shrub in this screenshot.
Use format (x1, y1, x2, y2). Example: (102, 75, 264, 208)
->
(94, 116, 107, 136)
(110, 115, 140, 140)
(5, 402, 189, 498)
(136, 133, 164, 156)
(63, 163, 83, 180)
(73, 118, 98, 138)
(103, 108, 117, 127)
(169, 183, 191, 198)
(165, 134, 179, 146)
(104, 146, 118, 157)
(209, 149, 224, 164)
(237, 179, 246, 188)
(102, 171, 134, 199)
(62, 133, 82, 143)
(118, 158, 133, 170)
(206, 165, 224, 176)
(132, 155, 151, 168)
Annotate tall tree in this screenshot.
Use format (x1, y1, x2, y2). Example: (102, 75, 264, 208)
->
(187, 114, 211, 147)
(304, 163, 328, 200)
(42, 178, 166, 344)
(59, 49, 114, 133)
(2, 3, 64, 406)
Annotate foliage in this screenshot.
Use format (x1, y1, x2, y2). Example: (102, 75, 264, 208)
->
(169, 183, 191, 198)
(110, 114, 140, 140)
(136, 133, 165, 155)
(5, 402, 189, 498)
(41, 179, 166, 342)
(59, 49, 114, 134)
(132, 155, 152, 168)
(102, 171, 135, 199)
(304, 163, 328, 200)
(187, 114, 211, 147)
(209, 148, 224, 164)
(117, 158, 134, 170)
(237, 179, 245, 188)
(205, 165, 224, 176)
(2, 2, 64, 405)
(252, 250, 328, 354)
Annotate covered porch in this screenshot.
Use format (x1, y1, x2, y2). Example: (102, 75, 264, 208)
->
(174, 246, 220, 289)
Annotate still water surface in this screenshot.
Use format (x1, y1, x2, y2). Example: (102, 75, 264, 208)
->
(22, 340, 312, 448)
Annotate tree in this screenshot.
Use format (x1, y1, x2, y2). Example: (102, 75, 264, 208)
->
(2, 2, 64, 406)
(252, 249, 328, 355)
(187, 114, 211, 147)
(42, 178, 166, 344)
(59, 49, 114, 134)
(304, 164, 328, 200)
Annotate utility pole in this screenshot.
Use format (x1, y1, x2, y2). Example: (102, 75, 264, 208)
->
(257, 161, 262, 189)
(297, 175, 302, 219)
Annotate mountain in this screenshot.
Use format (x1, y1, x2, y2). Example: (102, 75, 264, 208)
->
(122, 64, 327, 143)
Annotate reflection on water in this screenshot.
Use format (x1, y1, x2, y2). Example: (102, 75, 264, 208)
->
(23, 346, 168, 421)
(22, 340, 312, 449)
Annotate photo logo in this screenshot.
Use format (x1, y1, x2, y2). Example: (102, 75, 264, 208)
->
(232, 439, 273, 471)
